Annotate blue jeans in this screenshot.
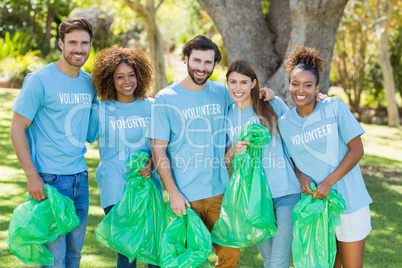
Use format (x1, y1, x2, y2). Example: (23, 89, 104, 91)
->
(39, 171, 89, 268)
(104, 205, 160, 268)
(257, 193, 301, 268)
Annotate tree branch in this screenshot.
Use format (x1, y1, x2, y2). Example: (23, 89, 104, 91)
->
(124, 0, 151, 26)
(155, 0, 164, 11)
(363, 0, 377, 19)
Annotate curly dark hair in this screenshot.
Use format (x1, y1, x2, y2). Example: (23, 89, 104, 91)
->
(92, 45, 154, 101)
(285, 46, 326, 84)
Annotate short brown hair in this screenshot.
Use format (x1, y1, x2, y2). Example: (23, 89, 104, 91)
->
(182, 35, 221, 64)
(58, 18, 93, 42)
(92, 45, 154, 101)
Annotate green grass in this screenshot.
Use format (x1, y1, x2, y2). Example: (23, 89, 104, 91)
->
(0, 88, 401, 267)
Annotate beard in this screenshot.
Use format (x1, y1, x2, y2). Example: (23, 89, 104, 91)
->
(187, 62, 213, 85)
(63, 51, 89, 68)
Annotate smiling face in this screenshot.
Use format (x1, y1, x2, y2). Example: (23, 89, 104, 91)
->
(113, 62, 137, 103)
(289, 69, 319, 115)
(185, 49, 215, 86)
(59, 30, 91, 68)
(227, 71, 256, 109)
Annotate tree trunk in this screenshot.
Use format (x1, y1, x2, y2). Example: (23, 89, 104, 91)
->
(124, 0, 168, 96)
(197, 0, 348, 107)
(366, 0, 400, 127)
(267, 0, 348, 106)
(197, 0, 281, 85)
(45, 5, 55, 46)
(377, 25, 400, 127)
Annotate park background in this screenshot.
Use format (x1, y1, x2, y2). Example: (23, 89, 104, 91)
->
(0, 0, 401, 267)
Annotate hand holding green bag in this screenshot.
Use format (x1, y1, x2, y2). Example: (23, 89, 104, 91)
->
(211, 123, 277, 248)
(292, 183, 345, 268)
(7, 184, 80, 265)
(160, 204, 212, 268)
(95, 151, 167, 265)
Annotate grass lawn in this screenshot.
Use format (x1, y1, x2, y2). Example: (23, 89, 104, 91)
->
(0, 87, 401, 267)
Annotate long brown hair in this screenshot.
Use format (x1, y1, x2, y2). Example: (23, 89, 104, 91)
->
(226, 59, 278, 136)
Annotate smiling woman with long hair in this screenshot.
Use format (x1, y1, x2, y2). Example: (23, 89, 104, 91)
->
(224, 59, 301, 267)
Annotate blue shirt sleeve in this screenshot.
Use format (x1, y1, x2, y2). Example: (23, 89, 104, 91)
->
(148, 94, 171, 142)
(334, 98, 365, 144)
(87, 102, 100, 144)
(12, 74, 45, 121)
(269, 96, 289, 118)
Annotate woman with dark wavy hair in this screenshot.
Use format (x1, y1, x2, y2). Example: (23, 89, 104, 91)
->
(87, 45, 161, 268)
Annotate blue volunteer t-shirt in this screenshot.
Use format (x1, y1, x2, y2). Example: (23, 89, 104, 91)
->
(87, 98, 162, 209)
(227, 97, 300, 198)
(12, 62, 96, 174)
(148, 80, 233, 202)
(278, 97, 372, 214)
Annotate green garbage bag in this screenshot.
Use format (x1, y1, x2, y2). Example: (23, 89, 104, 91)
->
(160, 204, 212, 268)
(211, 123, 277, 248)
(95, 151, 167, 265)
(292, 183, 345, 268)
(7, 184, 80, 265)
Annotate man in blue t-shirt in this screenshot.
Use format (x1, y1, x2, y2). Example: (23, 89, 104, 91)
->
(10, 18, 96, 267)
(149, 35, 241, 267)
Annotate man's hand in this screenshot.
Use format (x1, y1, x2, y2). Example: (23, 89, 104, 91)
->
(259, 87, 275, 101)
(27, 174, 46, 200)
(138, 157, 152, 178)
(170, 191, 191, 217)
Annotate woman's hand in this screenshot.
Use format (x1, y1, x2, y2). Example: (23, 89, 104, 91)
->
(313, 180, 331, 199)
(138, 157, 152, 178)
(316, 92, 327, 101)
(230, 141, 250, 154)
(299, 174, 314, 195)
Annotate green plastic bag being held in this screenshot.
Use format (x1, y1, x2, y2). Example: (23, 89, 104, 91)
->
(160, 204, 212, 268)
(211, 123, 277, 248)
(95, 151, 167, 266)
(292, 183, 345, 268)
(7, 184, 80, 265)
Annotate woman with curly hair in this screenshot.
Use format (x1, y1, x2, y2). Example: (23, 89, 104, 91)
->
(87, 45, 161, 268)
(278, 46, 372, 267)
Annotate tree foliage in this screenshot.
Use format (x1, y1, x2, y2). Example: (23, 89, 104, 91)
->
(0, 0, 74, 54)
(332, 0, 401, 126)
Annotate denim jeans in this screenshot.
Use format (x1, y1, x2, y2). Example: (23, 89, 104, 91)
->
(257, 193, 301, 268)
(103, 205, 160, 268)
(39, 171, 89, 268)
